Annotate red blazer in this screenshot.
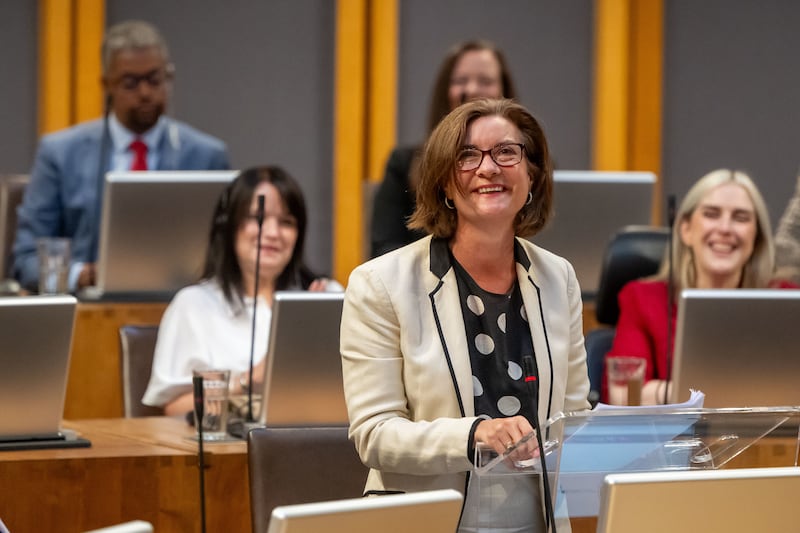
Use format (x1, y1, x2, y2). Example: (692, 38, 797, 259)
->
(603, 281, 673, 403)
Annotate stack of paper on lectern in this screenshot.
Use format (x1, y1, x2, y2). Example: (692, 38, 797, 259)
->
(593, 389, 706, 412)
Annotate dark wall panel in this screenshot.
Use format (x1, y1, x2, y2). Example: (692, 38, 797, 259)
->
(12, 4, 800, 272)
(0, 1, 37, 173)
(108, 0, 335, 275)
(663, 1, 800, 228)
(398, 0, 593, 171)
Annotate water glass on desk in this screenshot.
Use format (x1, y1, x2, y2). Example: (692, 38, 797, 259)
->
(606, 356, 645, 406)
(193, 369, 230, 441)
(36, 237, 71, 294)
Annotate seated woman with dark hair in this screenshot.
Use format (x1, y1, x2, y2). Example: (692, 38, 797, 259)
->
(606, 169, 796, 405)
(143, 165, 340, 415)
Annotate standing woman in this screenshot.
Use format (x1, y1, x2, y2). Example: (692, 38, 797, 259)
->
(342, 99, 590, 532)
(370, 40, 517, 257)
(606, 169, 794, 404)
(143, 166, 339, 415)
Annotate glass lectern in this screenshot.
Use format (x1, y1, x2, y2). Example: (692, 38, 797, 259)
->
(472, 407, 800, 529)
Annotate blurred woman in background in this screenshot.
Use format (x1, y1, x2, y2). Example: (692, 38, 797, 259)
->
(144, 165, 340, 415)
(370, 40, 517, 257)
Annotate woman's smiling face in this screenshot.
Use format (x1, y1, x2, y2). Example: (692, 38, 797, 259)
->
(447, 114, 531, 232)
(680, 182, 757, 288)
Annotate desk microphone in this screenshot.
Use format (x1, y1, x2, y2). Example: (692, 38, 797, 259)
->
(192, 375, 208, 533)
(227, 194, 266, 440)
(664, 194, 677, 405)
(246, 194, 266, 422)
(523, 355, 556, 533)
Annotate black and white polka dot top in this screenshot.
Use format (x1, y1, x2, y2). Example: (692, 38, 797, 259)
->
(450, 252, 539, 425)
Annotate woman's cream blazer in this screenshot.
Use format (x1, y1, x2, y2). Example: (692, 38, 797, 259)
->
(340, 236, 591, 497)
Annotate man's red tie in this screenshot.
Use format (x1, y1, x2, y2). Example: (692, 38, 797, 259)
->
(129, 139, 148, 171)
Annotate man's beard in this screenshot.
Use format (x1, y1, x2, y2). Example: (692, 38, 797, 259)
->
(126, 102, 165, 134)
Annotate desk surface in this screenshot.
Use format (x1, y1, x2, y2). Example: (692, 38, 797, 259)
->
(64, 416, 246, 456)
(0, 417, 249, 533)
(0, 424, 194, 463)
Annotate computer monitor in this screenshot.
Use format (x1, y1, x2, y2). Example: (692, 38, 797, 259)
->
(93, 170, 237, 298)
(257, 291, 348, 426)
(267, 489, 463, 533)
(0, 295, 89, 449)
(670, 289, 800, 407)
(532, 171, 655, 296)
(597, 467, 800, 533)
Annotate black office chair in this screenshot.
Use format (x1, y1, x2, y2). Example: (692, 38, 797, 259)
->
(586, 225, 670, 406)
(0, 174, 29, 286)
(247, 426, 369, 533)
(118, 325, 163, 417)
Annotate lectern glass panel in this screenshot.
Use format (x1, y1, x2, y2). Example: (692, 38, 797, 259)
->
(473, 407, 800, 526)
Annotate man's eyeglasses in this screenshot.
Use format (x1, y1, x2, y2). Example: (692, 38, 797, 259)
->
(456, 143, 525, 171)
(114, 68, 171, 91)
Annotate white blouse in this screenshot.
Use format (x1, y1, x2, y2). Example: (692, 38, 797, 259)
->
(142, 280, 271, 407)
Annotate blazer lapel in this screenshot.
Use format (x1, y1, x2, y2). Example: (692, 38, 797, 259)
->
(515, 240, 554, 421)
(427, 238, 474, 417)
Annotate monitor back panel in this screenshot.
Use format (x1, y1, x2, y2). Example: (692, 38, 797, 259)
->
(268, 489, 463, 533)
(532, 171, 655, 295)
(671, 289, 800, 407)
(258, 292, 348, 426)
(597, 467, 800, 533)
(96, 171, 237, 295)
(0, 295, 76, 440)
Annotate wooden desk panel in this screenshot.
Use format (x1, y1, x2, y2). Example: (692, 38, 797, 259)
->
(66, 302, 167, 419)
(0, 430, 197, 532)
(723, 437, 799, 469)
(0, 418, 249, 533)
(582, 299, 600, 334)
(65, 418, 250, 533)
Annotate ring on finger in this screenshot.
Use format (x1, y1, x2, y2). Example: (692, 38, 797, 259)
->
(504, 441, 515, 451)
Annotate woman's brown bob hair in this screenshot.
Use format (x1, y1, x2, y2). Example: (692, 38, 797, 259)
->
(408, 98, 553, 239)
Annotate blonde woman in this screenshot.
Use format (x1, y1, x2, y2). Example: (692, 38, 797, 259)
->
(606, 169, 795, 404)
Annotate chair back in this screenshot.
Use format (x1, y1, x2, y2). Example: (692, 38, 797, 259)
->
(118, 325, 162, 417)
(594, 225, 670, 326)
(248, 426, 369, 533)
(0, 174, 29, 279)
(586, 225, 669, 405)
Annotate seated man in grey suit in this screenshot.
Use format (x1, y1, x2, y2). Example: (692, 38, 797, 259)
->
(12, 20, 230, 292)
